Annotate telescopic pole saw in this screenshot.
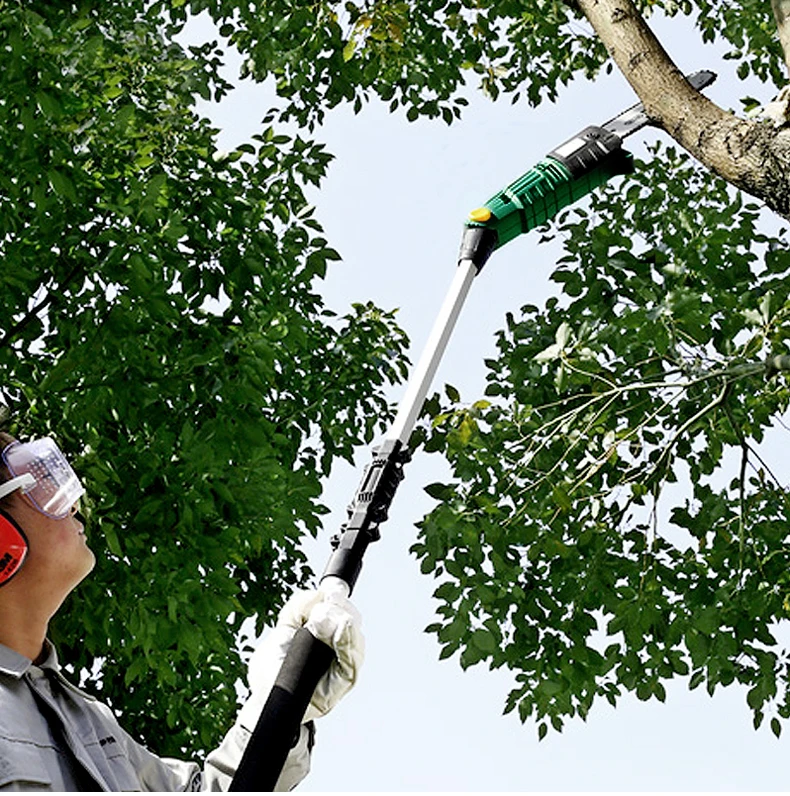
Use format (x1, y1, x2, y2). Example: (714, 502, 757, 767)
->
(229, 69, 716, 792)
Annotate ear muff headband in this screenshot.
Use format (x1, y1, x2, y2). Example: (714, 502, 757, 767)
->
(0, 509, 28, 587)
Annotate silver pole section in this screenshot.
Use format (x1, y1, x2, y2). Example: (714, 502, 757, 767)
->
(388, 258, 479, 444)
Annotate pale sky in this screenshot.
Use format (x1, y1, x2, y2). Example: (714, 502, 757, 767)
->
(186, 11, 790, 790)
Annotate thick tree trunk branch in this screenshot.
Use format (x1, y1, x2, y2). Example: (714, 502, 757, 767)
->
(772, 0, 790, 76)
(577, 0, 790, 219)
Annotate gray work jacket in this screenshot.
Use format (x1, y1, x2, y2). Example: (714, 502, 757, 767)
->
(0, 642, 310, 791)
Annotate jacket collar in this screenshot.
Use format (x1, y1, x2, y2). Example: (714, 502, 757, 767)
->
(0, 639, 59, 679)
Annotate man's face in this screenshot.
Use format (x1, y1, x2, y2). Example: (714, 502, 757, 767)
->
(3, 489, 95, 600)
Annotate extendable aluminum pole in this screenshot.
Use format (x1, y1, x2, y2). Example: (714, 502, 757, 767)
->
(229, 70, 716, 792)
(229, 253, 487, 792)
(388, 258, 478, 444)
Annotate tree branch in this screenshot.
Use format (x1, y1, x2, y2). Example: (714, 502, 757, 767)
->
(0, 257, 86, 352)
(576, 0, 790, 219)
(0, 222, 112, 352)
(502, 353, 789, 526)
(772, 0, 790, 77)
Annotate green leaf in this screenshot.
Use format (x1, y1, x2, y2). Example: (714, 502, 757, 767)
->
(342, 39, 357, 62)
(124, 656, 148, 687)
(471, 628, 497, 653)
(551, 485, 572, 512)
(445, 384, 461, 403)
(48, 169, 77, 201)
(102, 522, 123, 558)
(424, 482, 452, 500)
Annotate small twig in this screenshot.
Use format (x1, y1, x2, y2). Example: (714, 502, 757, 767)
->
(645, 381, 732, 482)
(0, 254, 89, 351)
(0, 291, 57, 350)
(500, 355, 787, 528)
(738, 441, 748, 583)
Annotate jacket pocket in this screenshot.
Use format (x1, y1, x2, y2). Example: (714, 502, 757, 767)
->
(0, 740, 54, 789)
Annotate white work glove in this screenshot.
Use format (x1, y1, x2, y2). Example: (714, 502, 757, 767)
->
(237, 577, 364, 731)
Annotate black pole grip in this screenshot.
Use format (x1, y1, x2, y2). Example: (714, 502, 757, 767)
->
(230, 441, 408, 791)
(322, 439, 409, 591)
(229, 627, 335, 792)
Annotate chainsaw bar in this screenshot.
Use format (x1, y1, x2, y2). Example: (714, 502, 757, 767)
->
(602, 69, 717, 139)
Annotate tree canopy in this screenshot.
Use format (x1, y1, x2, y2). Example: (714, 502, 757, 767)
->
(0, 2, 409, 755)
(414, 145, 790, 739)
(4, 0, 790, 758)
(403, 1, 790, 740)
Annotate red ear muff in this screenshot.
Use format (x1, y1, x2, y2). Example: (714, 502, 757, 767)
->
(0, 509, 28, 587)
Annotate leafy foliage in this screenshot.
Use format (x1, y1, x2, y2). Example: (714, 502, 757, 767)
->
(0, 4, 408, 756)
(164, 0, 786, 129)
(167, 0, 790, 745)
(412, 145, 790, 737)
(4, 0, 790, 762)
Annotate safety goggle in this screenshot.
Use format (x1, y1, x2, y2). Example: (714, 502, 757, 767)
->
(0, 437, 85, 519)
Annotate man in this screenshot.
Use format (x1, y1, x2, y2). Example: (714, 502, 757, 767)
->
(0, 433, 363, 790)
